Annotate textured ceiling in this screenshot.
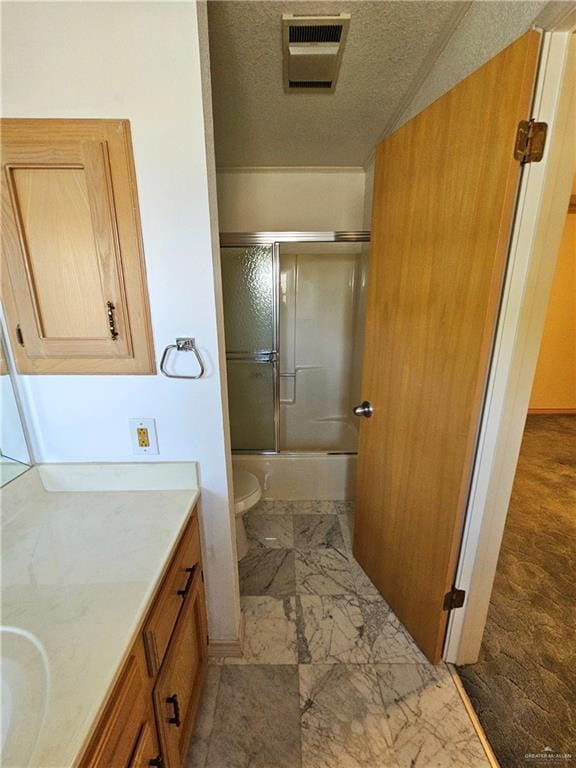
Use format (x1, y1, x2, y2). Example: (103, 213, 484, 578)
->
(207, 0, 466, 167)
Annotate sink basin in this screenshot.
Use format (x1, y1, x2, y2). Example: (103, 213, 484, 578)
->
(1, 627, 49, 768)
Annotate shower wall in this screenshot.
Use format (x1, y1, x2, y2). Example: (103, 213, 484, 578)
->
(279, 244, 366, 452)
(216, 170, 365, 231)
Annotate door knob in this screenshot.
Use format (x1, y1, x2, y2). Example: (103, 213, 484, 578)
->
(353, 401, 373, 418)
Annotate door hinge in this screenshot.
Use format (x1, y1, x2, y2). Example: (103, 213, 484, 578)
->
(15, 324, 24, 347)
(514, 119, 547, 163)
(443, 587, 466, 611)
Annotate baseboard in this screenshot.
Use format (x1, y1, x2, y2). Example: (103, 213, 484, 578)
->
(208, 614, 245, 658)
(447, 664, 500, 768)
(527, 408, 576, 415)
(208, 639, 242, 657)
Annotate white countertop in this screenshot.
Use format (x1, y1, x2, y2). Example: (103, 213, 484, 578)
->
(1, 463, 200, 768)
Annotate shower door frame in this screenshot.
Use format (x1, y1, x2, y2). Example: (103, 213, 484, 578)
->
(220, 231, 371, 456)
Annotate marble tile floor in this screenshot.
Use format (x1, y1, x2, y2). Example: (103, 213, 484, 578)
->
(187, 501, 491, 768)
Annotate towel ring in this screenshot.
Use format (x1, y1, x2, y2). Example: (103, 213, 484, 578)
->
(160, 338, 205, 379)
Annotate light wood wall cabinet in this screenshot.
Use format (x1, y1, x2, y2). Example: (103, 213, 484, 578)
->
(80, 507, 208, 768)
(1, 119, 155, 374)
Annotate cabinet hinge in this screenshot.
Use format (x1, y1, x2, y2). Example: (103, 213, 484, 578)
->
(443, 587, 466, 611)
(15, 324, 24, 347)
(514, 119, 547, 163)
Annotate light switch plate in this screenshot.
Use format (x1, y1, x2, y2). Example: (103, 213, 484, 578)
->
(129, 418, 159, 455)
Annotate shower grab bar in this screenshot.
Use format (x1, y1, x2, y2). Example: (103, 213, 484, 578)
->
(226, 351, 278, 363)
(160, 337, 205, 379)
(279, 365, 323, 376)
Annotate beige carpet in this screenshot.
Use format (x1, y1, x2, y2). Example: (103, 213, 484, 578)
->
(458, 415, 576, 767)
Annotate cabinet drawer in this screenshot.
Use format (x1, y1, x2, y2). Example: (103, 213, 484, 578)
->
(143, 512, 201, 676)
(81, 652, 151, 768)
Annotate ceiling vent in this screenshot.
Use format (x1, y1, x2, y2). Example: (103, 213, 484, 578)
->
(282, 14, 350, 93)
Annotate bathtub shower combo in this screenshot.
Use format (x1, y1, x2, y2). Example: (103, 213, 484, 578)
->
(221, 232, 370, 501)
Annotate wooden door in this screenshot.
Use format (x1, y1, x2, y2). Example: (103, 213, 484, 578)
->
(354, 30, 542, 663)
(1, 119, 155, 374)
(154, 567, 208, 768)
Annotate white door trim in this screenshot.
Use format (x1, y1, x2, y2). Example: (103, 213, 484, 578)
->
(443, 29, 576, 665)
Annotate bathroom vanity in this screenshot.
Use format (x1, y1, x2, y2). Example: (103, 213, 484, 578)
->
(1, 463, 207, 768)
(80, 503, 206, 768)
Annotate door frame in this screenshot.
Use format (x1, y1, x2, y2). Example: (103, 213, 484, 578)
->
(444, 28, 576, 664)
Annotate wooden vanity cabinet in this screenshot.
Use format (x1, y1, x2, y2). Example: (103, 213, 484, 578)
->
(80, 648, 161, 768)
(142, 514, 203, 676)
(79, 506, 207, 768)
(154, 567, 208, 767)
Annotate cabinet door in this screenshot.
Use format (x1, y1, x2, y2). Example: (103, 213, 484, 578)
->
(129, 721, 162, 768)
(0, 119, 155, 374)
(81, 650, 160, 768)
(153, 567, 208, 768)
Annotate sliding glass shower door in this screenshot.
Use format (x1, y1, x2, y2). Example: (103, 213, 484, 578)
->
(221, 245, 278, 451)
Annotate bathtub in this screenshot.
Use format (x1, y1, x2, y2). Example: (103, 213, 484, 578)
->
(232, 452, 356, 500)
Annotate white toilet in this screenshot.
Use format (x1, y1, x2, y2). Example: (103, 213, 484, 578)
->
(232, 467, 262, 560)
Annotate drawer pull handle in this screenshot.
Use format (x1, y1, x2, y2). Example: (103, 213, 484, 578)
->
(177, 566, 195, 599)
(149, 756, 164, 768)
(143, 630, 160, 677)
(166, 693, 181, 727)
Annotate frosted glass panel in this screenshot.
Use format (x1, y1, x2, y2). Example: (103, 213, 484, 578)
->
(227, 361, 275, 451)
(221, 246, 274, 352)
(279, 243, 367, 452)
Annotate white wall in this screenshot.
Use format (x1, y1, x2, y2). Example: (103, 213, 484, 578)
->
(398, 1, 548, 128)
(362, 3, 548, 275)
(1, 1, 240, 642)
(363, 161, 375, 230)
(216, 169, 366, 231)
